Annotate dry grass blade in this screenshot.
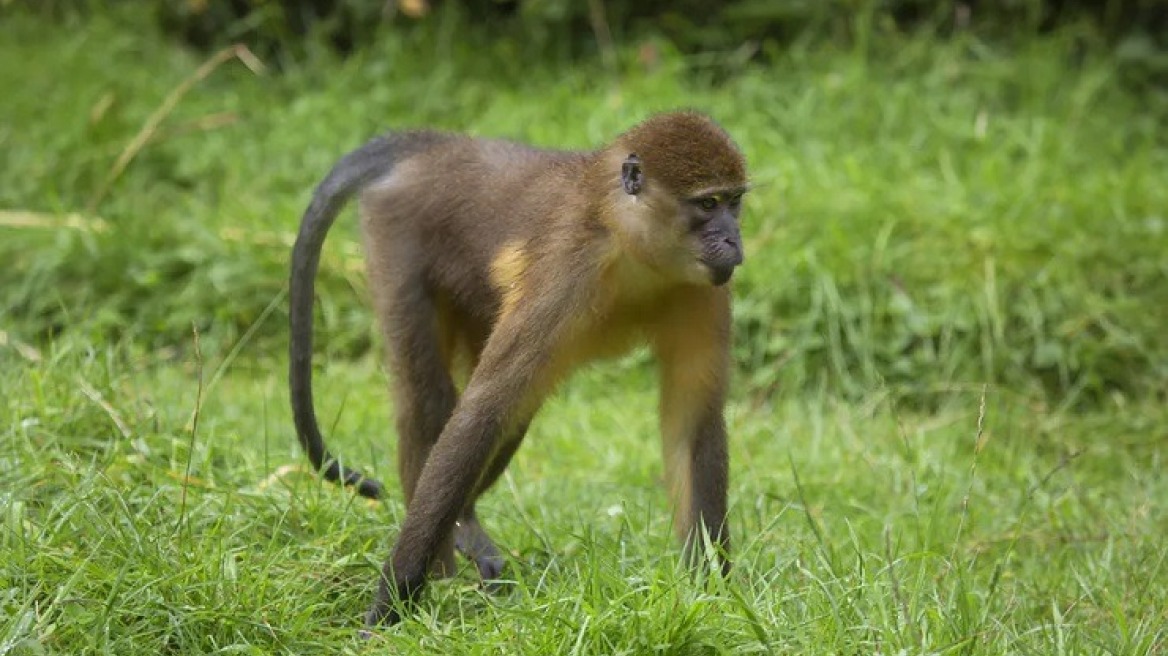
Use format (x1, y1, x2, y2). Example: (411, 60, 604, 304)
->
(77, 376, 132, 439)
(254, 463, 310, 491)
(0, 330, 44, 362)
(86, 44, 265, 214)
(0, 210, 109, 232)
(217, 226, 364, 271)
(588, 0, 617, 71)
(176, 323, 206, 536)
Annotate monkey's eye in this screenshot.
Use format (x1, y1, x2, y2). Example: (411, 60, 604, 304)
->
(696, 197, 718, 211)
(728, 193, 743, 209)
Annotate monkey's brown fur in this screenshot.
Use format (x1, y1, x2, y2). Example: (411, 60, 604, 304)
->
(288, 111, 748, 627)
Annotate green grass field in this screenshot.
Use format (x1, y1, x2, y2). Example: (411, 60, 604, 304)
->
(2, 8, 1166, 655)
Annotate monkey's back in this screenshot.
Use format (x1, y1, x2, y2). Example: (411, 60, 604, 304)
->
(358, 131, 596, 331)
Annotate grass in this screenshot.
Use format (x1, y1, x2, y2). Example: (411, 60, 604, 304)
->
(4, 346, 1165, 653)
(2, 7, 1166, 655)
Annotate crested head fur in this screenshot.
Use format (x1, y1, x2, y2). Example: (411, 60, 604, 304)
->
(612, 111, 746, 197)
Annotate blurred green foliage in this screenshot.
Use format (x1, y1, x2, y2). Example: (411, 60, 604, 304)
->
(0, 5, 1165, 407)
(20, 1, 1168, 55)
(19, 1, 1168, 105)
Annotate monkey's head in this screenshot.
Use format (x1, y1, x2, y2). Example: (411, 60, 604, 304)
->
(609, 111, 748, 287)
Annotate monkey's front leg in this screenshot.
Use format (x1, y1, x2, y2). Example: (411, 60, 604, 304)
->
(679, 410, 731, 573)
(366, 297, 570, 626)
(365, 396, 504, 627)
(660, 394, 731, 574)
(655, 291, 733, 574)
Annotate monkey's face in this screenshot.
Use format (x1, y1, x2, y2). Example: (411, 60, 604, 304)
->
(618, 185, 747, 288)
(680, 189, 746, 286)
(618, 153, 747, 287)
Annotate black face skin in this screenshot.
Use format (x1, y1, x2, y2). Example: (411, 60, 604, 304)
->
(619, 159, 745, 286)
(687, 190, 745, 286)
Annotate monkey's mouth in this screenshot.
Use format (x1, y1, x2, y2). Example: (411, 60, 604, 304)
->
(709, 265, 735, 286)
(701, 241, 743, 287)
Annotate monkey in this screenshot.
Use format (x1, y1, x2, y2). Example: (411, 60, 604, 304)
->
(288, 111, 748, 627)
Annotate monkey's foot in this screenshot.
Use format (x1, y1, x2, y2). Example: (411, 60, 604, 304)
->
(363, 602, 400, 630)
(453, 515, 506, 581)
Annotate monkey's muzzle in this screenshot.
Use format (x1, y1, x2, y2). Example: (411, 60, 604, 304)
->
(709, 265, 736, 286)
(704, 240, 743, 286)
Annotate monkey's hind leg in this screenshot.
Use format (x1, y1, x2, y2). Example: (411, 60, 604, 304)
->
(381, 283, 461, 578)
(453, 422, 528, 581)
(453, 511, 504, 581)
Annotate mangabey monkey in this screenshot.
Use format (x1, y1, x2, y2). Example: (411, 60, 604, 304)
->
(289, 111, 748, 627)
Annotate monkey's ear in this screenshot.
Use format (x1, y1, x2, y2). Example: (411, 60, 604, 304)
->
(621, 153, 644, 195)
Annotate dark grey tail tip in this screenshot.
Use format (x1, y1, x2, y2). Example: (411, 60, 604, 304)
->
(354, 477, 384, 499)
(339, 469, 384, 499)
(323, 462, 385, 499)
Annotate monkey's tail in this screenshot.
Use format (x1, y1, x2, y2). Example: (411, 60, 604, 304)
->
(288, 137, 402, 500)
